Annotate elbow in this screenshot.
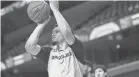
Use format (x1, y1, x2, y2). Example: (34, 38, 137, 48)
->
(25, 43, 33, 53)
(25, 44, 34, 55)
(24, 43, 38, 56)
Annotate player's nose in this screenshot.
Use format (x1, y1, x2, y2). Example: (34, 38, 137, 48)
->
(52, 33, 56, 38)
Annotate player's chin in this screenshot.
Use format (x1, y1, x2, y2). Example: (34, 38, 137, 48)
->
(52, 41, 57, 45)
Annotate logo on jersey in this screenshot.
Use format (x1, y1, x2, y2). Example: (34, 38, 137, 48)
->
(52, 52, 72, 60)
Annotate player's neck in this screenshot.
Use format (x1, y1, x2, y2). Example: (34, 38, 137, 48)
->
(87, 73, 93, 77)
(57, 41, 68, 51)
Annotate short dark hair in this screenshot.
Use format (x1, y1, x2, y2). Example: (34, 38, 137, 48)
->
(85, 60, 93, 73)
(93, 65, 107, 73)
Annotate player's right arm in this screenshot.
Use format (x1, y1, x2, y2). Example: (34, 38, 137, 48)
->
(25, 16, 51, 55)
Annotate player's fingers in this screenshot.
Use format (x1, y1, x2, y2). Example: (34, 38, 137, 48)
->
(37, 15, 51, 25)
(43, 15, 51, 24)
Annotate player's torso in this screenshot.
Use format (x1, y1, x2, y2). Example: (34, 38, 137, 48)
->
(47, 46, 83, 77)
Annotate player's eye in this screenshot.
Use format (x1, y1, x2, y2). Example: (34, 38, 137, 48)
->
(56, 30, 59, 33)
(99, 70, 102, 72)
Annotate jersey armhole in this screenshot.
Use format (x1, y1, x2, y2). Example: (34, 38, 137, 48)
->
(69, 38, 86, 64)
(35, 46, 52, 65)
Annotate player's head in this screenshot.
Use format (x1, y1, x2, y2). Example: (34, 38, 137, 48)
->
(94, 65, 107, 77)
(84, 60, 93, 77)
(85, 60, 93, 73)
(52, 26, 65, 45)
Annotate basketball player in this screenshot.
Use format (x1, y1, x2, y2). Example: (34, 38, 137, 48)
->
(93, 65, 107, 77)
(25, 0, 88, 77)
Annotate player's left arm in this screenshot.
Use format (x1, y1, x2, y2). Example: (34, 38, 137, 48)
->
(49, 0, 75, 45)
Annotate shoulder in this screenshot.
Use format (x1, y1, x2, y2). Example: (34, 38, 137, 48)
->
(69, 36, 84, 51)
(69, 37, 86, 64)
(35, 45, 52, 61)
(70, 36, 84, 48)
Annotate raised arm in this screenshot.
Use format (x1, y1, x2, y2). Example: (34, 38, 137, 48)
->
(49, 0, 75, 45)
(25, 16, 51, 55)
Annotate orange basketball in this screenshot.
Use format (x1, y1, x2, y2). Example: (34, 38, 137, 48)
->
(27, 1, 50, 23)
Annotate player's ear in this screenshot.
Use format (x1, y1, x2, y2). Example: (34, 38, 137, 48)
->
(88, 66, 92, 72)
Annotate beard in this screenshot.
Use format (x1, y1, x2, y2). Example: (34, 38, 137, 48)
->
(52, 41, 58, 46)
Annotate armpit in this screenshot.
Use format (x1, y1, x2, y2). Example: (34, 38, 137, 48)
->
(69, 38, 86, 64)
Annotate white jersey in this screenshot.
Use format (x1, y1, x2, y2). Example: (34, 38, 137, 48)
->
(48, 46, 83, 77)
(36, 38, 85, 77)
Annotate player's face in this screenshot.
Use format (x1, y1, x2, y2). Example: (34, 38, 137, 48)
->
(84, 65, 91, 73)
(83, 64, 92, 77)
(94, 68, 107, 77)
(52, 27, 64, 44)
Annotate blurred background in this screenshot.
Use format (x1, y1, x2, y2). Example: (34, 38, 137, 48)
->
(1, 1, 139, 77)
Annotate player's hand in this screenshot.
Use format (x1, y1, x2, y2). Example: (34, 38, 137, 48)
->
(37, 15, 51, 26)
(49, 0, 59, 11)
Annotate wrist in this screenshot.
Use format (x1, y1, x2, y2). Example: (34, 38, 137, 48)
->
(37, 15, 51, 26)
(52, 8, 59, 12)
(37, 23, 46, 28)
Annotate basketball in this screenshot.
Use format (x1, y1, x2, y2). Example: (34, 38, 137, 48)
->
(27, 1, 50, 23)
